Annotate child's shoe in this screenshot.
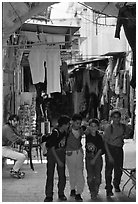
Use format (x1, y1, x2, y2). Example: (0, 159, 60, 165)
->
(75, 194, 83, 201)
(70, 189, 76, 197)
(106, 191, 114, 197)
(58, 194, 67, 201)
(91, 192, 97, 200)
(44, 197, 53, 202)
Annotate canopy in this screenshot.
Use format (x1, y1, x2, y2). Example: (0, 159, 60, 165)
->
(21, 23, 80, 36)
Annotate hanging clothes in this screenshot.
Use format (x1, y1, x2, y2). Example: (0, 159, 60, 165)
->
(73, 68, 84, 92)
(28, 44, 61, 94)
(115, 97, 120, 108)
(115, 75, 120, 95)
(46, 45, 61, 95)
(60, 60, 68, 85)
(68, 77, 75, 92)
(28, 45, 46, 84)
(60, 60, 69, 93)
(87, 92, 99, 119)
(102, 77, 109, 103)
(73, 91, 85, 114)
(83, 69, 91, 92)
(123, 71, 127, 94)
(106, 57, 114, 79)
(119, 70, 125, 90)
(112, 58, 119, 76)
(115, 4, 136, 88)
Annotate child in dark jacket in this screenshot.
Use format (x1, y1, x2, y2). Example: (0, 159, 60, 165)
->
(44, 115, 70, 202)
(85, 118, 105, 200)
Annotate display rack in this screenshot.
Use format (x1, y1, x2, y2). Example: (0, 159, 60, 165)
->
(18, 92, 36, 137)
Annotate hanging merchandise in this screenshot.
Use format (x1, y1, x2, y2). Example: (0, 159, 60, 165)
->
(101, 57, 114, 103)
(83, 69, 91, 93)
(40, 104, 45, 135)
(115, 97, 120, 108)
(119, 70, 125, 90)
(60, 60, 69, 93)
(73, 91, 85, 114)
(45, 110, 51, 134)
(106, 57, 114, 79)
(115, 75, 120, 95)
(87, 92, 99, 119)
(74, 68, 84, 92)
(113, 58, 119, 76)
(28, 44, 62, 95)
(115, 3, 136, 88)
(123, 71, 127, 94)
(18, 93, 36, 137)
(102, 76, 109, 103)
(28, 45, 46, 84)
(46, 45, 61, 95)
(40, 106, 51, 135)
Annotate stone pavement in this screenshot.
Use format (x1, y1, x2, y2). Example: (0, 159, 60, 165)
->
(2, 139, 136, 202)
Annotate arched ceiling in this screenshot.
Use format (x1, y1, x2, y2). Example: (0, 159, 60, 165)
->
(2, 2, 57, 41)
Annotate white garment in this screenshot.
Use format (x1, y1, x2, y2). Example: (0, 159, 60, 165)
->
(2, 146, 27, 171)
(28, 46, 46, 84)
(66, 148, 85, 194)
(100, 95, 104, 105)
(29, 44, 61, 93)
(107, 57, 114, 79)
(113, 58, 119, 76)
(115, 75, 120, 95)
(46, 45, 61, 94)
(123, 71, 127, 94)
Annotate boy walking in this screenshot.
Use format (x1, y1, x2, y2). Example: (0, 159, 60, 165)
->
(66, 114, 85, 201)
(103, 109, 132, 197)
(44, 115, 70, 202)
(85, 118, 105, 199)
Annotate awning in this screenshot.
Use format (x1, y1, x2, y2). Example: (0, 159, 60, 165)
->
(102, 52, 126, 57)
(68, 56, 109, 67)
(20, 23, 80, 35)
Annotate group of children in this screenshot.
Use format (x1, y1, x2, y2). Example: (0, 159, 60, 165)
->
(44, 113, 105, 202)
(2, 110, 132, 201)
(44, 110, 131, 202)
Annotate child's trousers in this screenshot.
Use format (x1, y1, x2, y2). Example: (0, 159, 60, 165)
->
(66, 148, 85, 194)
(45, 148, 66, 198)
(105, 144, 123, 192)
(85, 155, 103, 194)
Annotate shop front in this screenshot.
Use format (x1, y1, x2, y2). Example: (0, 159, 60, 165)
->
(68, 51, 135, 137)
(3, 23, 80, 139)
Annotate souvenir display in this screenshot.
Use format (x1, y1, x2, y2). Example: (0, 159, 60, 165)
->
(18, 93, 36, 137)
